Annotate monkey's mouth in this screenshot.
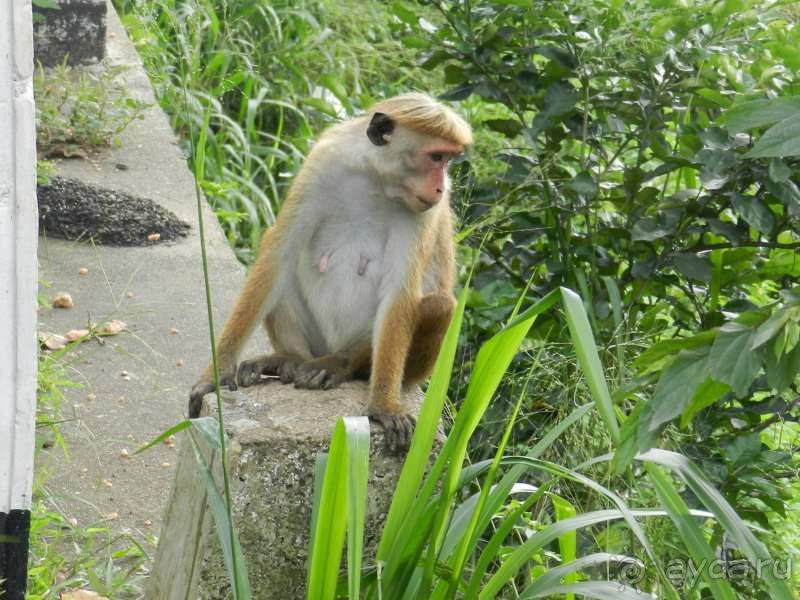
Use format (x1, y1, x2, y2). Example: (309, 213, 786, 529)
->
(416, 196, 436, 210)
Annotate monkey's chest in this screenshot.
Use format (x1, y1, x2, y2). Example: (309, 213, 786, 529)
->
(296, 220, 389, 351)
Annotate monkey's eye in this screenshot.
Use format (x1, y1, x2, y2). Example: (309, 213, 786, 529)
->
(429, 152, 444, 163)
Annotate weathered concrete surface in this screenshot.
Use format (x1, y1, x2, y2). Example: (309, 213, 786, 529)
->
(36, 2, 264, 540)
(150, 382, 424, 600)
(33, 0, 106, 67)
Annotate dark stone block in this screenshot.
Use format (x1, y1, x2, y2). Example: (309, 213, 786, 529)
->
(33, 0, 106, 67)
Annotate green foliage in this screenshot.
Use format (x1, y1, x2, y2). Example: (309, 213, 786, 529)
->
(305, 290, 791, 599)
(34, 60, 147, 157)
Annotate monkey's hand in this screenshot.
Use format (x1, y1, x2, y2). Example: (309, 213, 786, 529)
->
(368, 410, 416, 454)
(188, 365, 238, 418)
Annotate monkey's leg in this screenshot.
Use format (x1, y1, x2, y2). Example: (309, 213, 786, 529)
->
(189, 229, 280, 418)
(403, 293, 456, 384)
(293, 341, 371, 390)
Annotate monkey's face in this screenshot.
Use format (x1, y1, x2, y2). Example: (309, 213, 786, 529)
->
(401, 139, 463, 213)
(366, 112, 464, 214)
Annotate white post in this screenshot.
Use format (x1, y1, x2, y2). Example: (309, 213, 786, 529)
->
(0, 0, 38, 598)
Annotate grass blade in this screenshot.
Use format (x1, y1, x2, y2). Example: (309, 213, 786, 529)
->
(521, 580, 652, 599)
(639, 449, 794, 600)
(561, 287, 620, 444)
(307, 416, 370, 600)
(645, 464, 737, 600)
(187, 430, 251, 599)
(520, 553, 641, 599)
(376, 284, 468, 563)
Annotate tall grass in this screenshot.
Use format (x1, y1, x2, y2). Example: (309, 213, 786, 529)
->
(306, 287, 794, 599)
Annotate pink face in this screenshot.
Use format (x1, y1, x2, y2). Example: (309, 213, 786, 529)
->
(405, 141, 464, 212)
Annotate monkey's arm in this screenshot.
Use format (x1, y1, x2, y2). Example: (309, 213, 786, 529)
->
(188, 229, 280, 417)
(368, 291, 418, 451)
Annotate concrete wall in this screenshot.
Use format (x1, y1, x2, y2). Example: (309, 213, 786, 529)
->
(0, 0, 38, 515)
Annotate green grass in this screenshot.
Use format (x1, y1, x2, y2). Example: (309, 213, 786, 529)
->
(29, 325, 152, 599)
(34, 60, 147, 158)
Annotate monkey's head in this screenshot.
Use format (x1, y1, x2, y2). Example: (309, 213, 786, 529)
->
(365, 93, 472, 214)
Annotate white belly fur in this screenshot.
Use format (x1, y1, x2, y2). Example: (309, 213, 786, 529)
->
(274, 200, 420, 357)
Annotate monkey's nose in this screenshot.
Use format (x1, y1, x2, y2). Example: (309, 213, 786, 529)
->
(436, 188, 442, 193)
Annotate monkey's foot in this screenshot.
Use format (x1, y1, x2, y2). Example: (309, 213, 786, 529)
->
(237, 354, 302, 388)
(368, 412, 416, 453)
(188, 370, 237, 418)
(293, 356, 351, 390)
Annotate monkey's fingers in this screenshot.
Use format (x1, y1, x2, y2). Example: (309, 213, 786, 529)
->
(237, 359, 265, 388)
(369, 412, 416, 453)
(294, 361, 348, 390)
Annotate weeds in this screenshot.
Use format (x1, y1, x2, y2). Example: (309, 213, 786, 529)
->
(34, 59, 147, 158)
(30, 329, 152, 599)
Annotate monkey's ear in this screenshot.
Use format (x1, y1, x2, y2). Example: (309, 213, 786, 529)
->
(367, 112, 394, 146)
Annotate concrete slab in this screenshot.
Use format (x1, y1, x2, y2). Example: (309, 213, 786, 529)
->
(33, 0, 106, 67)
(36, 3, 265, 538)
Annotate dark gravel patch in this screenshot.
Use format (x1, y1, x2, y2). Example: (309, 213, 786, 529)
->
(38, 176, 191, 246)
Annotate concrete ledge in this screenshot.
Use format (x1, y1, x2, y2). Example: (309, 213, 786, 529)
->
(33, 0, 106, 67)
(149, 381, 424, 600)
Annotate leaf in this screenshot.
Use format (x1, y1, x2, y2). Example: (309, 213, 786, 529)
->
(723, 432, 761, 466)
(746, 114, 800, 158)
(730, 193, 775, 234)
(638, 449, 794, 600)
(765, 179, 800, 216)
(307, 417, 370, 600)
(519, 555, 644, 599)
(631, 210, 680, 242)
(768, 158, 792, 182)
(483, 118, 522, 137)
(188, 431, 251, 600)
(645, 465, 738, 600)
(722, 97, 800, 132)
(680, 378, 730, 427)
(392, 2, 418, 25)
(561, 288, 619, 443)
(709, 323, 763, 397)
(751, 307, 793, 350)
(33, 0, 61, 9)
(135, 419, 192, 455)
(566, 172, 598, 197)
(633, 331, 716, 371)
(543, 82, 578, 117)
(638, 349, 710, 439)
(673, 253, 712, 283)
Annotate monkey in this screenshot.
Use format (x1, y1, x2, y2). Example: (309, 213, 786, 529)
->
(189, 93, 472, 451)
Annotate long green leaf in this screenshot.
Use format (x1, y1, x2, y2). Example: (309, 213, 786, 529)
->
(187, 430, 251, 600)
(521, 580, 651, 599)
(551, 493, 578, 599)
(645, 464, 737, 600)
(561, 287, 620, 443)
(307, 417, 369, 600)
(345, 417, 370, 599)
(520, 553, 641, 599)
(422, 305, 541, 592)
(638, 449, 794, 600)
(376, 284, 468, 562)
